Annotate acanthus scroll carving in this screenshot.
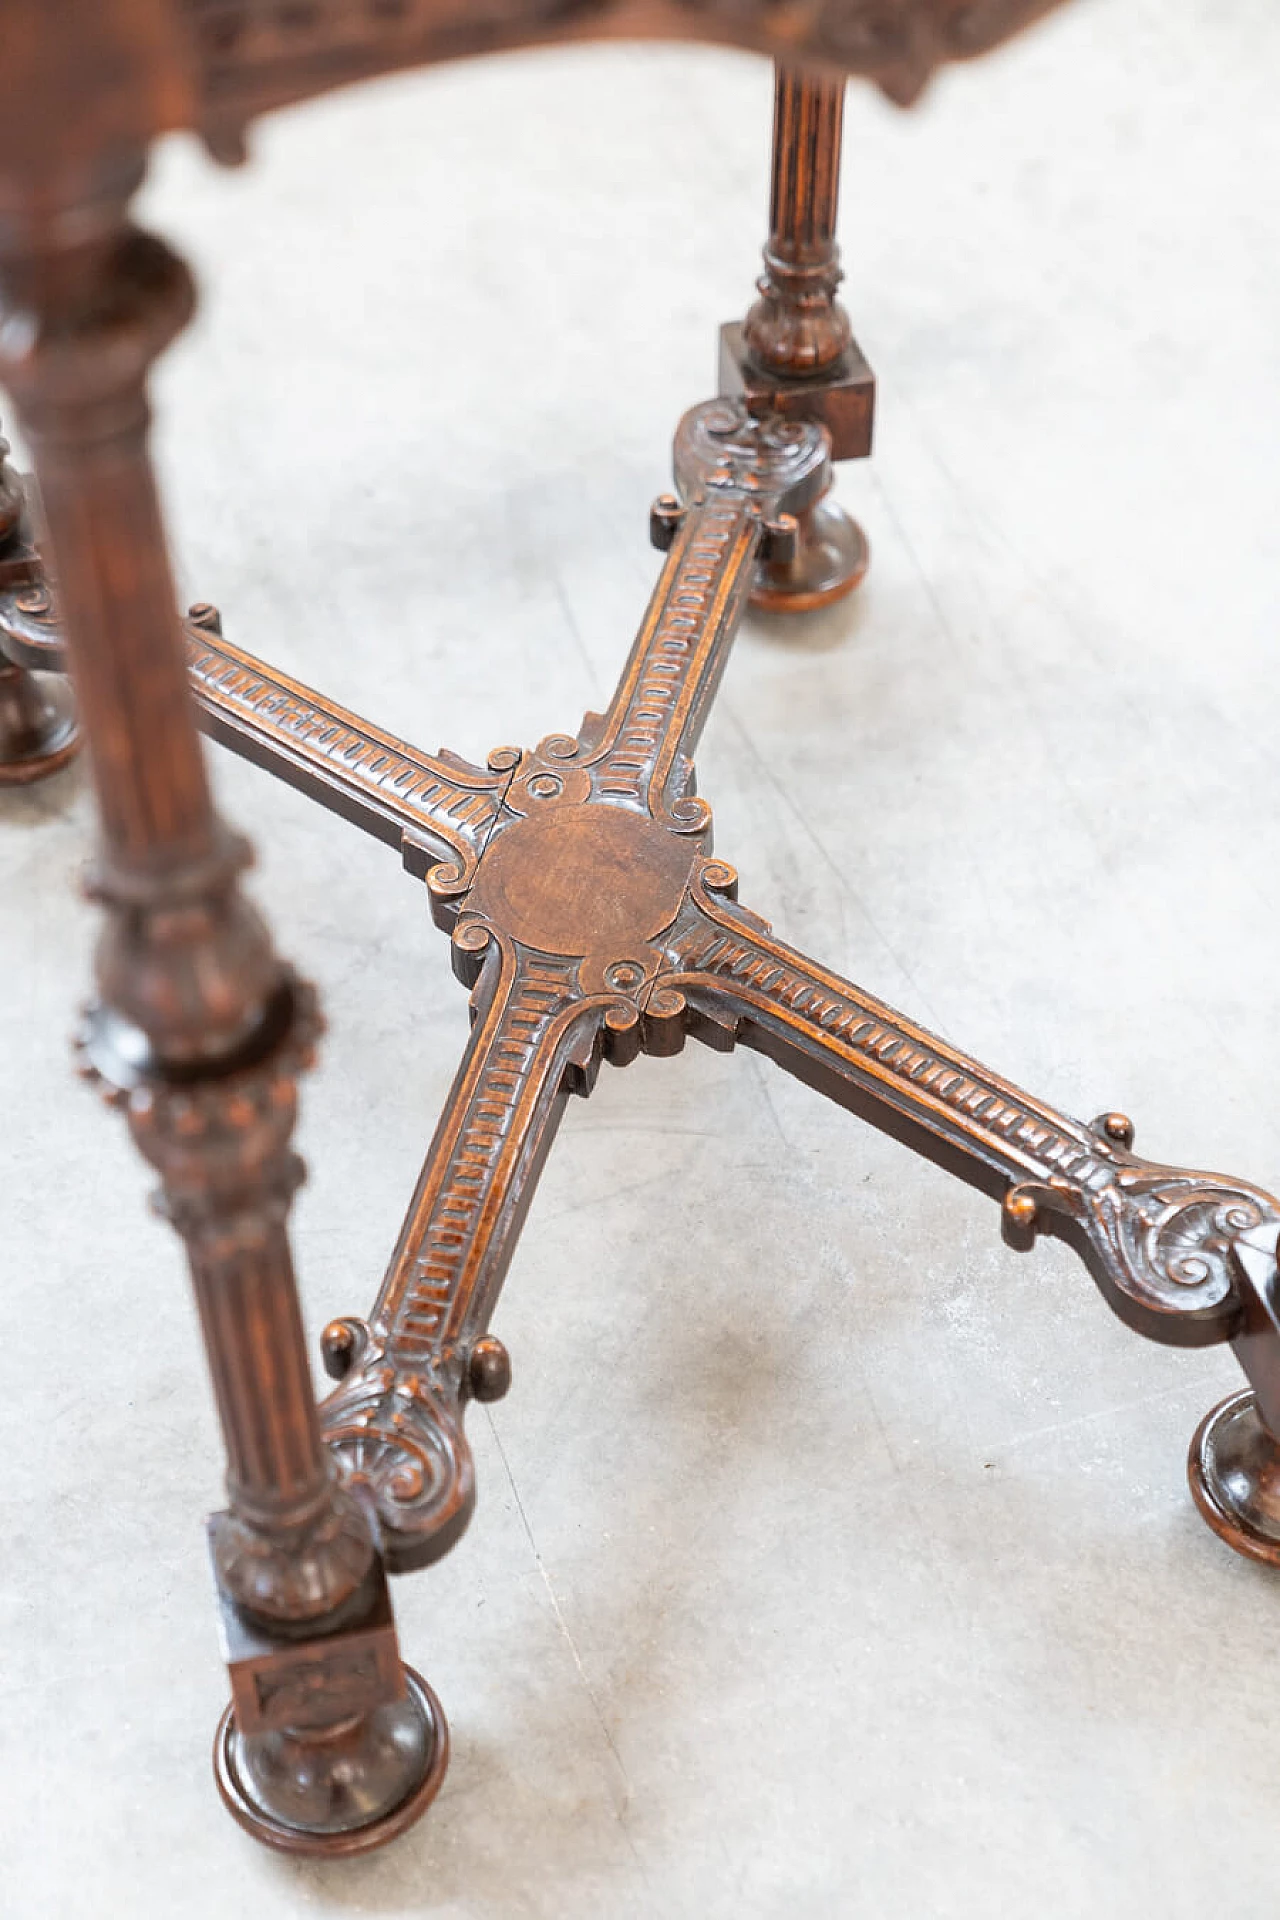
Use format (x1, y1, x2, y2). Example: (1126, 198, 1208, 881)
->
(1014, 1169, 1279, 1334)
(319, 1318, 477, 1572)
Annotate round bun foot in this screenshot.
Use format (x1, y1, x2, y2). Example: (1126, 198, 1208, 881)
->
(214, 1665, 448, 1857)
(1188, 1389, 1280, 1568)
(750, 490, 869, 614)
(0, 664, 78, 786)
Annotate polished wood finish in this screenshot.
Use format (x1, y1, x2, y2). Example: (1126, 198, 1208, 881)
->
(180, 426, 1280, 1357)
(720, 65, 873, 610)
(6, 0, 1279, 1865)
(0, 79, 438, 1846)
(747, 65, 852, 376)
(1189, 1391, 1280, 1569)
(214, 1664, 449, 1855)
(175, 389, 1280, 1588)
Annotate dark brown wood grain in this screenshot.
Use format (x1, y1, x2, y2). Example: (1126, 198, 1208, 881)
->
(747, 64, 853, 377)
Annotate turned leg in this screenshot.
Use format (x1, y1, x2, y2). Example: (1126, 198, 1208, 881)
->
(719, 63, 874, 611)
(0, 429, 77, 782)
(0, 187, 443, 1852)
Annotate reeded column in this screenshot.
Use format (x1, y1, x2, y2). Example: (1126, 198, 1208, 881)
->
(743, 66, 853, 377)
(0, 177, 443, 1852)
(718, 64, 873, 613)
(0, 194, 366, 1621)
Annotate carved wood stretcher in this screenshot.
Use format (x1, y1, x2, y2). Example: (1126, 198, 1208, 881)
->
(2, 0, 1277, 1861)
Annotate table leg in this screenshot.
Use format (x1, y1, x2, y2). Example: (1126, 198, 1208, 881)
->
(0, 186, 443, 1854)
(718, 63, 874, 610)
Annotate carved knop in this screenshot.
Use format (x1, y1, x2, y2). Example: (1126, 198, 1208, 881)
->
(209, 1486, 375, 1625)
(76, 970, 321, 1256)
(649, 493, 685, 553)
(0, 228, 195, 445)
(85, 826, 282, 1069)
(467, 1336, 512, 1404)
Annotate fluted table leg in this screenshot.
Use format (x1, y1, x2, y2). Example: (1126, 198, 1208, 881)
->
(718, 63, 874, 611)
(0, 179, 443, 1856)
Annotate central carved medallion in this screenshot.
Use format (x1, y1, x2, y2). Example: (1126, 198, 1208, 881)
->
(466, 802, 697, 959)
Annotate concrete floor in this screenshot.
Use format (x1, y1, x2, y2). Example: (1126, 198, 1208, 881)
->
(4, 2, 1280, 1914)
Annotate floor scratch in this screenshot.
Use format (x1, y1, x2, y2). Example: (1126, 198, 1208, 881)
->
(486, 1412, 652, 1887)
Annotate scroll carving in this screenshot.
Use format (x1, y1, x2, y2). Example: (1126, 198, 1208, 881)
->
(319, 926, 634, 1568)
(318, 1317, 477, 1568)
(663, 877, 1276, 1342)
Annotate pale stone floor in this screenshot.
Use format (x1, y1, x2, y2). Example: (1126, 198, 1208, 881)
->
(4, 4, 1280, 1914)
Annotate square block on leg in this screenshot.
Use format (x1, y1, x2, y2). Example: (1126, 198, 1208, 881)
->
(209, 1532, 405, 1737)
(718, 321, 876, 462)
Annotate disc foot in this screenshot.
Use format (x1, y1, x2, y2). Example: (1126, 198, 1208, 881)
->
(0, 660, 78, 785)
(751, 489, 868, 613)
(214, 1665, 448, 1857)
(1188, 1389, 1280, 1567)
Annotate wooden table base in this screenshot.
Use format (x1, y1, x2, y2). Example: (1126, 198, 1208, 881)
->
(176, 388, 1280, 1593)
(3, 0, 1278, 1866)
